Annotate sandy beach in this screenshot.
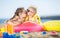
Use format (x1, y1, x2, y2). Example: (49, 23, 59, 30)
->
(21, 32, 60, 38)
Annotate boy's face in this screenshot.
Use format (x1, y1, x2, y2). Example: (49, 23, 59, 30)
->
(27, 8, 35, 16)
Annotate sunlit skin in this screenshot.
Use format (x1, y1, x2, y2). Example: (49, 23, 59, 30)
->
(18, 10, 26, 22)
(27, 8, 36, 21)
(6, 10, 27, 25)
(18, 10, 26, 18)
(27, 8, 35, 17)
(7, 16, 19, 25)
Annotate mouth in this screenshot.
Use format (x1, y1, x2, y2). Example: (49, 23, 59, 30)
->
(24, 17, 26, 18)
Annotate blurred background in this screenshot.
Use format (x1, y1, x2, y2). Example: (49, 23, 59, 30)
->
(0, 0, 60, 24)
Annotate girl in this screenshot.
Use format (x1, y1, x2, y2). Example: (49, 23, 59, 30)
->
(26, 6, 41, 24)
(6, 7, 27, 26)
(5, 7, 27, 34)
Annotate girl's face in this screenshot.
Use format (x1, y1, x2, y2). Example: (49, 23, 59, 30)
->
(22, 10, 26, 18)
(19, 10, 26, 19)
(27, 8, 35, 16)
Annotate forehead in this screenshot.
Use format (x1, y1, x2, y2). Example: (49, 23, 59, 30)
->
(23, 10, 26, 12)
(28, 8, 35, 11)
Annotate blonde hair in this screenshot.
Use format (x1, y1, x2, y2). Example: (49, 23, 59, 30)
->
(29, 6, 37, 13)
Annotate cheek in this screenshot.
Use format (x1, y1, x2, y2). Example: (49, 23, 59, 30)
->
(19, 15, 21, 17)
(24, 14, 26, 17)
(32, 13, 34, 15)
(22, 14, 26, 17)
(28, 12, 32, 15)
(19, 13, 21, 17)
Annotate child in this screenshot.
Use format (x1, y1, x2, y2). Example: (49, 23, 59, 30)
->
(5, 7, 27, 34)
(26, 6, 41, 24)
(6, 7, 27, 26)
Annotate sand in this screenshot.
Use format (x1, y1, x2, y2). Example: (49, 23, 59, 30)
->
(21, 32, 60, 38)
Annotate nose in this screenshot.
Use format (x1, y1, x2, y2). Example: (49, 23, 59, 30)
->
(22, 14, 26, 17)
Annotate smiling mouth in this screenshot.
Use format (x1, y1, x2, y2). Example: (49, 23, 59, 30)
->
(23, 17, 26, 18)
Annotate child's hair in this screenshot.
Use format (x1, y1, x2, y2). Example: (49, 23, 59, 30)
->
(6, 15, 17, 23)
(9, 7, 24, 21)
(15, 7, 24, 16)
(29, 6, 37, 13)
